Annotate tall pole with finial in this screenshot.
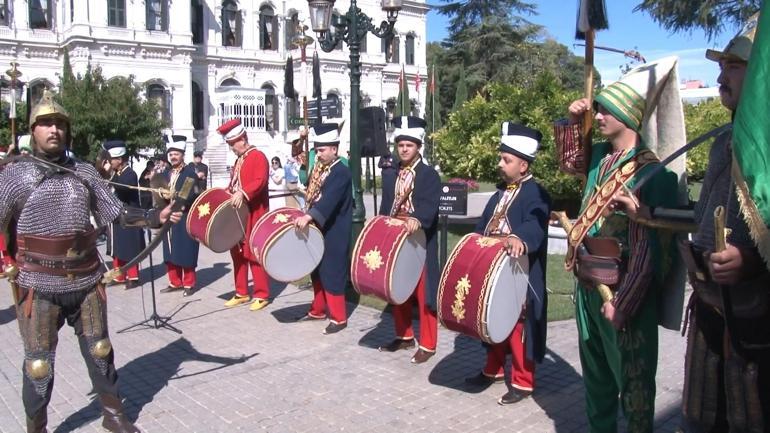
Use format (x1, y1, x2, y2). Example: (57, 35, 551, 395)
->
(6, 62, 22, 150)
(293, 24, 314, 157)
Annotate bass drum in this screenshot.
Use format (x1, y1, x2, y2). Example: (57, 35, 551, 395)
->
(250, 207, 324, 282)
(438, 233, 529, 344)
(186, 187, 248, 253)
(351, 216, 426, 305)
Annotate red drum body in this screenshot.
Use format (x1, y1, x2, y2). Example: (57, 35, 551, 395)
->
(438, 233, 529, 344)
(186, 187, 248, 253)
(250, 207, 324, 282)
(351, 216, 426, 305)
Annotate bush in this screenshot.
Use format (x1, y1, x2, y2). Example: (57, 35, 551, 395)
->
(684, 98, 731, 182)
(433, 74, 583, 203)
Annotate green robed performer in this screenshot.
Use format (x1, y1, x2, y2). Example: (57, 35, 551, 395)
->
(554, 57, 686, 433)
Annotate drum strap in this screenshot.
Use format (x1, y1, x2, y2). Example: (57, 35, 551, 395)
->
(391, 162, 418, 217)
(565, 150, 658, 271)
(484, 175, 531, 236)
(305, 158, 340, 211)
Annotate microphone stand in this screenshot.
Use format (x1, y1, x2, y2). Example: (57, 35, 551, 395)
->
(118, 227, 182, 334)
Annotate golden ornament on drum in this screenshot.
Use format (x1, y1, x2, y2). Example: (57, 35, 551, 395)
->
(451, 275, 472, 321)
(361, 247, 384, 272)
(272, 213, 290, 224)
(196, 202, 211, 218)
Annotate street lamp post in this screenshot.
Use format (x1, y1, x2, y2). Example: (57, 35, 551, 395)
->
(306, 0, 402, 234)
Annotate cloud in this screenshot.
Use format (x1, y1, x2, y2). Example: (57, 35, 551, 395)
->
(593, 47, 720, 87)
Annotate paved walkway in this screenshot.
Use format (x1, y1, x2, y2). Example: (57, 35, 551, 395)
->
(0, 193, 687, 432)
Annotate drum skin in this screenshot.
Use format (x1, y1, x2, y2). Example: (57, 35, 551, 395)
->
(351, 216, 427, 305)
(438, 233, 529, 344)
(250, 207, 324, 282)
(186, 187, 249, 253)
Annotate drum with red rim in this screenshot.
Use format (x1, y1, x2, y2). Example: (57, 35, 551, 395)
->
(250, 207, 324, 282)
(438, 233, 529, 344)
(351, 216, 426, 305)
(186, 187, 248, 253)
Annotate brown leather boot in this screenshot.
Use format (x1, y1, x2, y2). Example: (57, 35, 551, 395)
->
(26, 412, 47, 433)
(99, 394, 140, 433)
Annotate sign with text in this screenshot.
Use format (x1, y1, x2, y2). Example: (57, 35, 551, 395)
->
(306, 98, 342, 118)
(439, 182, 468, 216)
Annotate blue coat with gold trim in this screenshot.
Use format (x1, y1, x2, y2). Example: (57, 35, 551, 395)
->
(109, 166, 146, 261)
(379, 160, 441, 310)
(161, 164, 201, 268)
(307, 160, 352, 294)
(474, 178, 551, 363)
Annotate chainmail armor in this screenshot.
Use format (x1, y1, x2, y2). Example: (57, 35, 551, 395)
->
(692, 131, 753, 251)
(0, 159, 122, 294)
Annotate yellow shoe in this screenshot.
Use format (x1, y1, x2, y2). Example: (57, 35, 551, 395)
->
(249, 298, 270, 311)
(224, 295, 251, 307)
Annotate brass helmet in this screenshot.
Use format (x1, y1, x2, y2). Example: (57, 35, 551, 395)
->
(29, 89, 72, 148)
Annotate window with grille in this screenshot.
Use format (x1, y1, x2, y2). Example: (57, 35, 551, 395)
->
(0, 0, 9, 26)
(192, 81, 204, 130)
(382, 36, 399, 63)
(217, 92, 268, 133)
(147, 84, 171, 124)
(286, 13, 299, 49)
(191, 0, 204, 44)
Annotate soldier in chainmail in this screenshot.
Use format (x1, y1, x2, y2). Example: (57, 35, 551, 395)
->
(0, 90, 180, 433)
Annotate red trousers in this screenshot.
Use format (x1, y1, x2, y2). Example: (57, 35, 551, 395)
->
(482, 317, 535, 391)
(391, 270, 437, 351)
(166, 263, 196, 288)
(308, 278, 347, 324)
(112, 258, 139, 282)
(230, 248, 270, 299)
(0, 233, 13, 267)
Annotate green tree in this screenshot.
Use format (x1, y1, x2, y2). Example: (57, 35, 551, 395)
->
(0, 101, 28, 147)
(57, 51, 167, 160)
(683, 98, 731, 181)
(453, 67, 468, 111)
(436, 0, 536, 38)
(635, 0, 760, 39)
(433, 75, 583, 202)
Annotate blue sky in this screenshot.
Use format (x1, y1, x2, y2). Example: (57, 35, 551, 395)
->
(426, 0, 739, 87)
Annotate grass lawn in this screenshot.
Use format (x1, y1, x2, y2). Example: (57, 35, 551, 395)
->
(345, 221, 576, 323)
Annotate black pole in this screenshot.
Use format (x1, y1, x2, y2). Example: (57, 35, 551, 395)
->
(439, 214, 449, 269)
(372, 157, 378, 215)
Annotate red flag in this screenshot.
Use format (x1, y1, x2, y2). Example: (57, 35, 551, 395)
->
(415, 70, 421, 93)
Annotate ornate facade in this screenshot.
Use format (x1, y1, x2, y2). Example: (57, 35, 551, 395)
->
(0, 0, 428, 184)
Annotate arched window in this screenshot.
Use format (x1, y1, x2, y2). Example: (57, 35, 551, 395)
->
(29, 0, 52, 29)
(220, 78, 240, 87)
(191, 0, 204, 44)
(259, 5, 278, 51)
(222, 0, 241, 47)
(405, 34, 415, 65)
(191, 81, 204, 130)
(382, 35, 399, 64)
(146, 0, 168, 31)
(147, 83, 171, 124)
(107, 0, 126, 28)
(285, 12, 299, 49)
(262, 84, 278, 131)
(29, 81, 51, 106)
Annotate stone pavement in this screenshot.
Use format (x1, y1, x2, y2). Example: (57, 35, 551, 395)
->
(0, 192, 687, 432)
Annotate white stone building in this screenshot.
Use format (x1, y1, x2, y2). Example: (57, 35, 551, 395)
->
(0, 0, 428, 184)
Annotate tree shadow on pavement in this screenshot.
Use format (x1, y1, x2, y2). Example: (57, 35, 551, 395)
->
(53, 337, 256, 433)
(427, 333, 489, 393)
(0, 304, 15, 326)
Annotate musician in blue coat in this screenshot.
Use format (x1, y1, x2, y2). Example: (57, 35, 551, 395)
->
(377, 116, 442, 364)
(104, 140, 146, 289)
(160, 135, 201, 297)
(465, 122, 551, 405)
(293, 123, 353, 335)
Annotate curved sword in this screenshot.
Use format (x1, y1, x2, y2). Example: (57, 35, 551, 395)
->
(101, 177, 195, 284)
